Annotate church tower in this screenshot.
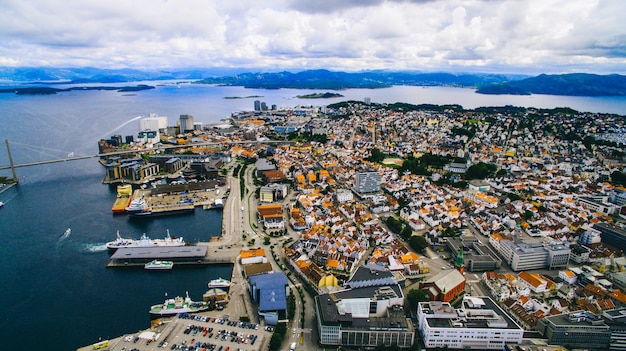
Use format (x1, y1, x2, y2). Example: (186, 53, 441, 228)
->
(454, 247, 465, 274)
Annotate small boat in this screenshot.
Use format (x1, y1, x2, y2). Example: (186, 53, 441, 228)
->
(144, 260, 174, 270)
(60, 228, 71, 240)
(207, 277, 231, 289)
(149, 292, 209, 316)
(0, 201, 4, 208)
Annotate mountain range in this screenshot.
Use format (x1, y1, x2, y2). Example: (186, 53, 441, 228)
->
(0, 67, 625, 97)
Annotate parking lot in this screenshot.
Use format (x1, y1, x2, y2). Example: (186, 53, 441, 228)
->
(84, 313, 272, 351)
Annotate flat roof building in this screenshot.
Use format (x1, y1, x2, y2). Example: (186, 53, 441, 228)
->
(498, 240, 570, 271)
(417, 296, 523, 350)
(536, 311, 611, 350)
(315, 264, 414, 348)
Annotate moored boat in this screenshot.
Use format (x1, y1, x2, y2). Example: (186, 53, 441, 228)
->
(149, 292, 209, 316)
(144, 260, 174, 270)
(207, 277, 231, 289)
(125, 196, 148, 213)
(106, 230, 185, 251)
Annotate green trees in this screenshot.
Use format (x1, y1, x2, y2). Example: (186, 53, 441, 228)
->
(465, 162, 497, 180)
(409, 236, 428, 253)
(407, 289, 430, 310)
(367, 148, 387, 163)
(612, 171, 626, 187)
(268, 322, 288, 350)
(385, 216, 404, 234)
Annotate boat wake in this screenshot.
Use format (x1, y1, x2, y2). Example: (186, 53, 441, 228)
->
(82, 243, 108, 253)
(58, 228, 71, 241)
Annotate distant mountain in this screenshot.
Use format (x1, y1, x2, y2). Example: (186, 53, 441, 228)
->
(196, 69, 515, 89)
(476, 73, 626, 96)
(0, 67, 254, 84)
(1, 67, 624, 97)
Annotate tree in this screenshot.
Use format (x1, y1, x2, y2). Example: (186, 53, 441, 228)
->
(522, 210, 534, 221)
(407, 289, 430, 310)
(400, 226, 413, 240)
(465, 162, 497, 180)
(367, 147, 386, 163)
(409, 235, 428, 253)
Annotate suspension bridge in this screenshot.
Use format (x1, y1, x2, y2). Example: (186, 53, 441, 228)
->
(0, 139, 294, 189)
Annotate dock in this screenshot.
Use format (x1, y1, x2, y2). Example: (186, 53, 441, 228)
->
(106, 245, 235, 267)
(129, 183, 226, 216)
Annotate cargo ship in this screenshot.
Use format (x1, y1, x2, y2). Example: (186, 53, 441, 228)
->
(111, 184, 133, 213)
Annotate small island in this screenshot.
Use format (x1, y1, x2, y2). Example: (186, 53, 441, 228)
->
(0, 85, 155, 95)
(296, 92, 344, 99)
(223, 95, 264, 99)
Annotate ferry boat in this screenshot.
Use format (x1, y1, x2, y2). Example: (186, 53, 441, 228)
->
(144, 260, 174, 270)
(207, 277, 231, 289)
(105, 230, 185, 251)
(111, 184, 133, 213)
(149, 292, 209, 316)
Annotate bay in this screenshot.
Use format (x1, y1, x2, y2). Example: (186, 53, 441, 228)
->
(0, 83, 625, 351)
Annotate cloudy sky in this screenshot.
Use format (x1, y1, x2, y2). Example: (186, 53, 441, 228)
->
(1, 0, 625, 74)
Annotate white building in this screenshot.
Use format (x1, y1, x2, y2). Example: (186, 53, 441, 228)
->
(417, 296, 523, 350)
(139, 113, 168, 133)
(497, 240, 570, 271)
(336, 189, 354, 203)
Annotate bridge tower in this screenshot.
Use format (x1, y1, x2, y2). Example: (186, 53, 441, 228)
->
(5, 140, 18, 184)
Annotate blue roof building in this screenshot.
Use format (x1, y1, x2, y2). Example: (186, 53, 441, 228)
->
(248, 271, 289, 324)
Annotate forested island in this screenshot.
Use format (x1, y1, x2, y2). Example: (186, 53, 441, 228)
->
(296, 92, 344, 99)
(0, 84, 155, 95)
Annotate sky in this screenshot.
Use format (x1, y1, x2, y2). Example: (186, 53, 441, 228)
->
(1, 0, 625, 74)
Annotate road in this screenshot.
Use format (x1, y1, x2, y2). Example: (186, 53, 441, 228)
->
(222, 160, 319, 350)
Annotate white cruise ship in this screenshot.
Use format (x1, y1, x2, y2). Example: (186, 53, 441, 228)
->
(106, 230, 185, 250)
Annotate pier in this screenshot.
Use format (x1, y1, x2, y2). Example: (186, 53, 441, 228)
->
(105, 243, 241, 268)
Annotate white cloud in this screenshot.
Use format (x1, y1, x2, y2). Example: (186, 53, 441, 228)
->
(0, 0, 624, 73)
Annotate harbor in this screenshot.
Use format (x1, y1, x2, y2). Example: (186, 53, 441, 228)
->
(114, 180, 228, 216)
